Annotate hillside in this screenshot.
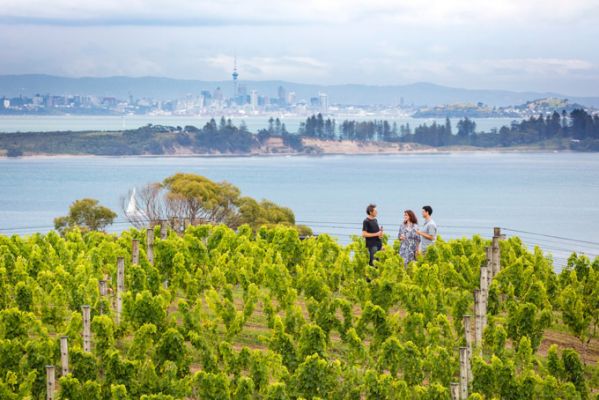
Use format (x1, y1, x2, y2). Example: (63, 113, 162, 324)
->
(2, 74, 599, 107)
(0, 225, 596, 399)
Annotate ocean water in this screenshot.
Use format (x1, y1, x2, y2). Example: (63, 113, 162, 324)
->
(0, 115, 517, 134)
(1, 153, 598, 269)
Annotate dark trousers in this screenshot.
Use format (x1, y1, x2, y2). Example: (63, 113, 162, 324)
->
(368, 244, 382, 266)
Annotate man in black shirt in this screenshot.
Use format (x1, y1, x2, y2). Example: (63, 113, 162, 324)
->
(362, 204, 383, 266)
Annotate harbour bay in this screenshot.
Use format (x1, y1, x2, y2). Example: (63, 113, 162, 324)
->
(1, 152, 598, 269)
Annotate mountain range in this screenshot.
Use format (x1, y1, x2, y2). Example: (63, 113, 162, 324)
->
(1, 74, 599, 108)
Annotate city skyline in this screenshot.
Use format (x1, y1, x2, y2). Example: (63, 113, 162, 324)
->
(1, 0, 598, 97)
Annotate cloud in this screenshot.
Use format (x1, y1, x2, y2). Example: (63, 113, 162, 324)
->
(204, 54, 329, 81)
(0, 15, 307, 27)
(0, 0, 598, 95)
(481, 58, 595, 75)
(350, 0, 599, 26)
(347, 55, 599, 94)
(2, 0, 597, 27)
(62, 57, 165, 77)
(0, 0, 333, 26)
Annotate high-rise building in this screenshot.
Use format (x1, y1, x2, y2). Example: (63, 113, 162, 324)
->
(236, 84, 247, 105)
(319, 92, 328, 114)
(260, 96, 270, 106)
(250, 90, 258, 111)
(232, 56, 239, 98)
(237, 84, 247, 97)
(278, 86, 287, 105)
(32, 94, 43, 106)
(213, 87, 224, 111)
(213, 87, 223, 101)
(287, 91, 296, 105)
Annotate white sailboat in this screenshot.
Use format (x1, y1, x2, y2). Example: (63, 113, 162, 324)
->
(125, 188, 147, 220)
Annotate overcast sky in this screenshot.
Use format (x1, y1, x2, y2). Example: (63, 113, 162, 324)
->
(1, 0, 599, 96)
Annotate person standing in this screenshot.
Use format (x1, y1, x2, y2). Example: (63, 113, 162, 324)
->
(398, 210, 420, 266)
(362, 204, 383, 266)
(417, 205, 437, 253)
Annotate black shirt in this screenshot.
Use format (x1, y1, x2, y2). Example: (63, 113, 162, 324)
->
(363, 217, 382, 247)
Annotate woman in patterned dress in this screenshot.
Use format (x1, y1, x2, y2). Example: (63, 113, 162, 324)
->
(398, 210, 420, 266)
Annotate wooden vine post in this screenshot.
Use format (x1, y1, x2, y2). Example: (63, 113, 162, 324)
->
(82, 305, 91, 353)
(146, 227, 154, 265)
(60, 336, 69, 376)
(116, 256, 125, 324)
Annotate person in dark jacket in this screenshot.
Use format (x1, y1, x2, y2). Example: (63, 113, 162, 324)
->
(362, 204, 383, 266)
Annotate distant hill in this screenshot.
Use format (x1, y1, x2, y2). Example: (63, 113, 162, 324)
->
(1, 74, 599, 107)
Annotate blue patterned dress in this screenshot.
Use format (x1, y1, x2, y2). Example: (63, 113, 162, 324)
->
(398, 223, 421, 266)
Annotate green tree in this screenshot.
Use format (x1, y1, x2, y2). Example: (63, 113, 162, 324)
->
(237, 198, 295, 230)
(162, 173, 240, 225)
(457, 118, 476, 139)
(54, 198, 116, 234)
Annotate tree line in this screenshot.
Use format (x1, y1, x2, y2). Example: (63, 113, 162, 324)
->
(53, 173, 312, 236)
(295, 109, 599, 149)
(3, 110, 599, 157)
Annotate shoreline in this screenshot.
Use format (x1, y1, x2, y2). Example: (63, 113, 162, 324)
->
(0, 147, 578, 160)
(0, 132, 584, 159)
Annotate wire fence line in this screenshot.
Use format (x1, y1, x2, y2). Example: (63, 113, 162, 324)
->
(0, 219, 132, 233)
(297, 221, 599, 265)
(1, 220, 597, 266)
(500, 227, 599, 246)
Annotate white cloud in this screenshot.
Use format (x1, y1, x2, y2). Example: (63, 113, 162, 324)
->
(482, 58, 594, 74)
(0, 1, 598, 95)
(62, 57, 165, 77)
(344, 0, 599, 26)
(204, 54, 329, 80)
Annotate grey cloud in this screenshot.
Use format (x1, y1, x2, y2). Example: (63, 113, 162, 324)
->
(0, 0, 598, 96)
(0, 15, 311, 27)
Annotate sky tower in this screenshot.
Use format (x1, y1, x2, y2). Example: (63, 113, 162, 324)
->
(232, 56, 239, 98)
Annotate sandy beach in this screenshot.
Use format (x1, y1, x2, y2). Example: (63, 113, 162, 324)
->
(0, 136, 572, 158)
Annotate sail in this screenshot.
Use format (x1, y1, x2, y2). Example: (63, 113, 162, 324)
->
(125, 188, 147, 219)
